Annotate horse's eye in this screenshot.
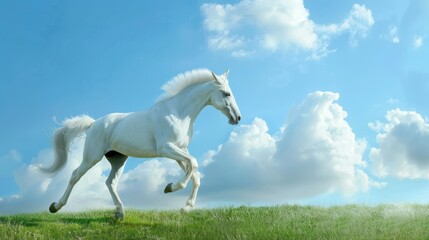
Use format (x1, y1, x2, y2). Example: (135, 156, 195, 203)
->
(224, 92, 231, 97)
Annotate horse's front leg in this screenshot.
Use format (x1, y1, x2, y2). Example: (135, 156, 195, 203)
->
(185, 171, 201, 211)
(159, 143, 198, 193)
(176, 161, 201, 211)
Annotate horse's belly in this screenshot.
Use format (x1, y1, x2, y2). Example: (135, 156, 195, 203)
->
(108, 112, 159, 158)
(110, 127, 157, 158)
(111, 137, 158, 158)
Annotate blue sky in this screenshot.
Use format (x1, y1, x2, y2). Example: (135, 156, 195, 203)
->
(1, 0, 428, 214)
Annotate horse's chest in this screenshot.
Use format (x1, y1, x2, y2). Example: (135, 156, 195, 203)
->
(165, 115, 193, 147)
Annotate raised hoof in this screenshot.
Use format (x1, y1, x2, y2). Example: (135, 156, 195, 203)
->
(164, 183, 173, 193)
(49, 202, 58, 213)
(114, 212, 124, 220)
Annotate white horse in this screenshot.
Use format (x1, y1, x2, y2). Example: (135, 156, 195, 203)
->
(39, 69, 241, 219)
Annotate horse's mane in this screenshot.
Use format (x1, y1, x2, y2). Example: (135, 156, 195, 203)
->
(156, 68, 214, 102)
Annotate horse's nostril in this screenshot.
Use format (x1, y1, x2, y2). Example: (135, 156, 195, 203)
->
(237, 116, 241, 121)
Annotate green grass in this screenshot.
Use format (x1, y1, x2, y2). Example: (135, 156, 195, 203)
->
(1, 204, 429, 239)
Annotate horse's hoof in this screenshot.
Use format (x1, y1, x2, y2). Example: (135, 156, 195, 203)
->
(49, 202, 58, 213)
(164, 183, 173, 193)
(114, 212, 124, 220)
(181, 206, 192, 213)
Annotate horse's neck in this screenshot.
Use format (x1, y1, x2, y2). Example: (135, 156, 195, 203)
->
(165, 82, 213, 122)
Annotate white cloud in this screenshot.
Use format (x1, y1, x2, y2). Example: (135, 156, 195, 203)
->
(0, 139, 185, 215)
(201, 0, 318, 52)
(340, 4, 375, 47)
(0, 141, 115, 214)
(201, 91, 379, 204)
(414, 35, 423, 49)
(370, 109, 429, 179)
(391, 27, 400, 43)
(118, 159, 187, 209)
(382, 26, 400, 44)
(201, 1, 374, 58)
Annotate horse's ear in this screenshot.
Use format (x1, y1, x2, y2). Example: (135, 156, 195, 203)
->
(212, 71, 223, 85)
(223, 69, 230, 78)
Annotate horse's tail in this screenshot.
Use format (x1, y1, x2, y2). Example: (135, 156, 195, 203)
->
(38, 115, 95, 176)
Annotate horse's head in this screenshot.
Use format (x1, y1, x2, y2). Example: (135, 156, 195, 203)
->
(209, 70, 241, 125)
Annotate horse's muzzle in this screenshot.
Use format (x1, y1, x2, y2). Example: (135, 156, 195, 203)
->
(229, 115, 241, 125)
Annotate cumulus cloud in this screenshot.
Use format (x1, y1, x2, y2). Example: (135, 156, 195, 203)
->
(201, 91, 380, 204)
(0, 140, 111, 214)
(0, 138, 185, 215)
(118, 159, 187, 209)
(201, 0, 374, 58)
(370, 109, 429, 179)
(201, 0, 314, 54)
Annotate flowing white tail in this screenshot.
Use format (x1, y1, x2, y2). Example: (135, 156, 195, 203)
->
(39, 115, 94, 175)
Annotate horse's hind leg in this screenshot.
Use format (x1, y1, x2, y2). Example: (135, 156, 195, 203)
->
(105, 151, 128, 220)
(49, 146, 104, 213)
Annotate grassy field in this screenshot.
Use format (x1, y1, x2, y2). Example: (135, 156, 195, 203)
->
(1, 204, 429, 239)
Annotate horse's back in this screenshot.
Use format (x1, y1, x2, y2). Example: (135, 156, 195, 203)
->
(84, 112, 128, 139)
(88, 112, 130, 135)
